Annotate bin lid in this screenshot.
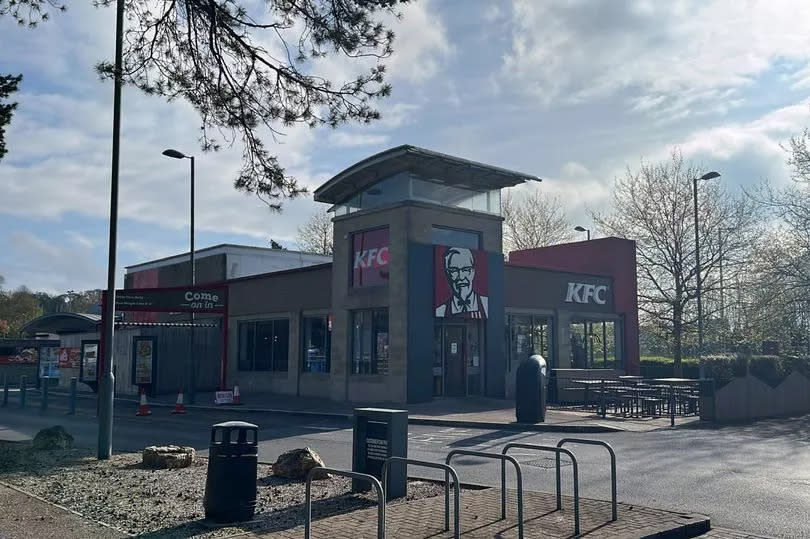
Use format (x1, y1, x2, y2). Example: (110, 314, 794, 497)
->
(213, 421, 258, 429)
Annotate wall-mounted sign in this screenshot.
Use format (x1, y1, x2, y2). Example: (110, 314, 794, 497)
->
(565, 282, 609, 305)
(435, 245, 489, 319)
(39, 346, 61, 379)
(115, 286, 227, 313)
(351, 227, 390, 287)
(132, 336, 157, 385)
(80, 342, 99, 383)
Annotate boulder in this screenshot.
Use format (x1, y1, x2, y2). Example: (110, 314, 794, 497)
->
(142, 445, 195, 469)
(272, 447, 328, 480)
(31, 426, 73, 450)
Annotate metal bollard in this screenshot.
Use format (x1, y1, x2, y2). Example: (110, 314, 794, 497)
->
(19, 375, 26, 408)
(69, 377, 77, 415)
(40, 379, 49, 411)
(2, 375, 8, 407)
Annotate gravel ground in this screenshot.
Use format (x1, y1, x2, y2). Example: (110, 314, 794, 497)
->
(0, 443, 453, 538)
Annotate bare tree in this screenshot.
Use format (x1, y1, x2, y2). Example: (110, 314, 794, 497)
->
(1, 0, 407, 209)
(594, 151, 759, 375)
(502, 188, 575, 253)
(296, 210, 333, 255)
(747, 128, 810, 352)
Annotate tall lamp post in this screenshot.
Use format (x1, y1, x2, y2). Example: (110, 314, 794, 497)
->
(574, 225, 591, 240)
(162, 149, 196, 404)
(693, 171, 721, 378)
(98, 0, 126, 460)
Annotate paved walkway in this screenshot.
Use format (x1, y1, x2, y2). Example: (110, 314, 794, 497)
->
(0, 483, 122, 539)
(77, 391, 700, 433)
(254, 487, 709, 538)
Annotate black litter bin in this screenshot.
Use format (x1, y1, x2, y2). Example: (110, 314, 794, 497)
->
(515, 354, 547, 423)
(203, 421, 258, 523)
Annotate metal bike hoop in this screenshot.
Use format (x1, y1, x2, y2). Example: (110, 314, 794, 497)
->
(502, 442, 580, 536)
(446, 449, 524, 539)
(305, 467, 385, 539)
(557, 438, 617, 521)
(382, 457, 461, 538)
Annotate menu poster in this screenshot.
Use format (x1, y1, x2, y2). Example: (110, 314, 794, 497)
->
(39, 346, 61, 379)
(132, 337, 156, 386)
(81, 342, 99, 383)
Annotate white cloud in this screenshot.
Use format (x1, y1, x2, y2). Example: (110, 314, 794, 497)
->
(328, 132, 390, 148)
(501, 0, 810, 118)
(3, 231, 107, 293)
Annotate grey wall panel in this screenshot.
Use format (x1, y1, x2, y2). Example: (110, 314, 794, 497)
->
(407, 242, 435, 403)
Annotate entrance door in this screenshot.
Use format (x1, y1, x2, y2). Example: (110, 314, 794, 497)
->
(444, 325, 466, 396)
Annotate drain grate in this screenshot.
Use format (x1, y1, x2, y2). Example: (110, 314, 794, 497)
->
(521, 457, 572, 469)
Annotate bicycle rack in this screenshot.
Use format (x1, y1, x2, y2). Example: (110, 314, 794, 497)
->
(502, 443, 580, 536)
(557, 438, 617, 521)
(446, 449, 524, 539)
(382, 457, 461, 538)
(305, 467, 385, 539)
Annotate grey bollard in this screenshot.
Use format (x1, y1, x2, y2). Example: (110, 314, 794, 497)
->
(19, 375, 26, 408)
(69, 377, 77, 415)
(40, 379, 49, 411)
(2, 375, 8, 407)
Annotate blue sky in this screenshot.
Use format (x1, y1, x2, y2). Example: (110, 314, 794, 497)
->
(2, 0, 810, 293)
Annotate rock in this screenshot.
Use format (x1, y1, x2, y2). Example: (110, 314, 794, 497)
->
(272, 447, 328, 480)
(31, 426, 73, 451)
(142, 445, 195, 469)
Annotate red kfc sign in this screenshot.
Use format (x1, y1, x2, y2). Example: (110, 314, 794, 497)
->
(352, 227, 390, 287)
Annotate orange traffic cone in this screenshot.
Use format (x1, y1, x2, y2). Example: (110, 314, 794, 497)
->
(232, 384, 241, 405)
(136, 388, 152, 416)
(171, 389, 186, 414)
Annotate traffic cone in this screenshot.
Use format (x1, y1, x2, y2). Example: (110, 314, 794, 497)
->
(171, 389, 186, 414)
(135, 388, 152, 416)
(232, 384, 241, 405)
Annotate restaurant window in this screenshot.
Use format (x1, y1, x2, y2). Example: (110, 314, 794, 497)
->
(351, 309, 389, 374)
(238, 319, 289, 372)
(570, 319, 620, 369)
(506, 314, 553, 371)
(431, 226, 481, 249)
(302, 315, 331, 373)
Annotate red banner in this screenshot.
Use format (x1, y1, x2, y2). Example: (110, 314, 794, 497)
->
(435, 245, 489, 319)
(352, 227, 390, 287)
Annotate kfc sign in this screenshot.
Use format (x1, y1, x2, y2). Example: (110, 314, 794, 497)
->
(565, 282, 608, 305)
(352, 227, 390, 287)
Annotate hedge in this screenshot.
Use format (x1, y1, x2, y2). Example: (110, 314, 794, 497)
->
(641, 354, 810, 388)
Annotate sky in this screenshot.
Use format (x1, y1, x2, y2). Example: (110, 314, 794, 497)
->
(2, 0, 810, 293)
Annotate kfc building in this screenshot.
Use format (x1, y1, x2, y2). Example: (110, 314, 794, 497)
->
(120, 145, 639, 404)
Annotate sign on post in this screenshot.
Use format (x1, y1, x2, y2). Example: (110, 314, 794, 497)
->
(352, 408, 408, 500)
(39, 346, 61, 379)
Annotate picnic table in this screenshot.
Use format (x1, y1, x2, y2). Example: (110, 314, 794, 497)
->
(570, 379, 622, 416)
(648, 378, 699, 425)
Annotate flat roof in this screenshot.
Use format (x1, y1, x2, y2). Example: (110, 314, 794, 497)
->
(125, 243, 332, 271)
(314, 145, 542, 204)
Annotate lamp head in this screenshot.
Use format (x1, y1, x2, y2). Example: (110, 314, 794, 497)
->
(574, 226, 587, 232)
(162, 148, 187, 159)
(698, 171, 720, 181)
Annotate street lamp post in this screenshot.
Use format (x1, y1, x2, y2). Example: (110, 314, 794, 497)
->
(162, 149, 196, 404)
(693, 171, 721, 379)
(574, 226, 591, 240)
(98, 0, 126, 460)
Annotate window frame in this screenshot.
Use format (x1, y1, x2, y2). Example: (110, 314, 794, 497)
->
(301, 314, 332, 373)
(350, 308, 389, 375)
(237, 318, 290, 372)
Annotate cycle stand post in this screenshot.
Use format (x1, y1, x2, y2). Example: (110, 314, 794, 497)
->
(305, 467, 385, 539)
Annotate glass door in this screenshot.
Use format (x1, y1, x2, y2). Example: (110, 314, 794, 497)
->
(443, 325, 466, 397)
